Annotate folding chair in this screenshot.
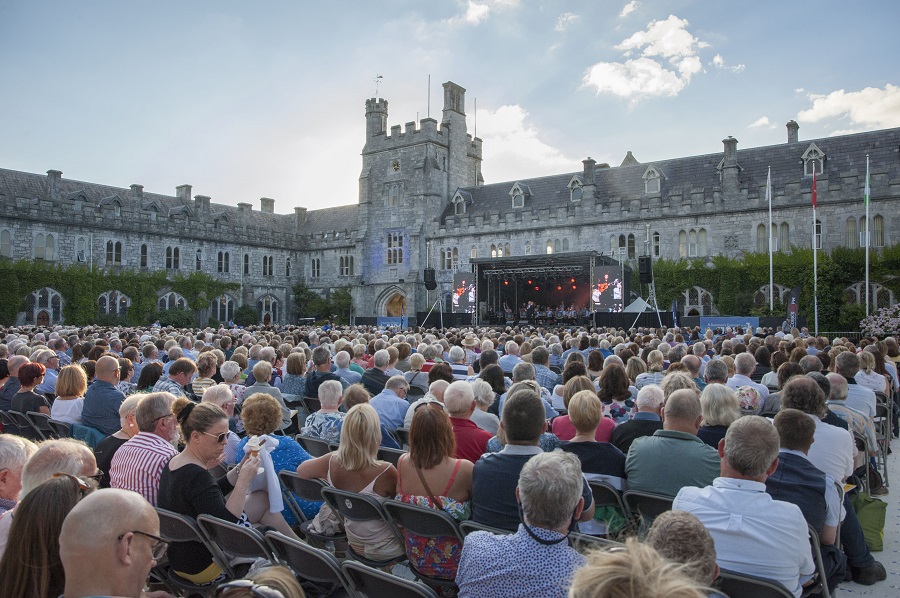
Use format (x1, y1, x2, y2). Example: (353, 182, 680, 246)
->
(622, 490, 673, 526)
(295, 434, 333, 458)
(47, 418, 72, 438)
(804, 524, 832, 598)
(568, 531, 622, 554)
(853, 432, 872, 493)
(716, 569, 794, 598)
(459, 520, 511, 536)
(154, 508, 231, 597)
(874, 402, 890, 487)
(377, 446, 407, 467)
(406, 386, 426, 399)
(0, 410, 21, 436)
(27, 411, 56, 439)
(196, 514, 276, 577)
(9, 410, 42, 440)
(302, 396, 322, 414)
(265, 531, 357, 597)
(395, 427, 411, 449)
(320, 487, 406, 569)
(341, 560, 439, 598)
(588, 480, 629, 515)
(278, 471, 347, 548)
(383, 499, 465, 591)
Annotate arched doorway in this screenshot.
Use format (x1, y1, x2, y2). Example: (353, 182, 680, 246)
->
(386, 293, 406, 317)
(263, 312, 271, 325)
(36, 310, 50, 326)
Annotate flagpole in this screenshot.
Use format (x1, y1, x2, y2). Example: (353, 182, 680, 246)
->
(864, 154, 870, 318)
(767, 166, 774, 311)
(812, 169, 819, 336)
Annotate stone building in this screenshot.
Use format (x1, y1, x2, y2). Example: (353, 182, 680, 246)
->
(0, 80, 897, 325)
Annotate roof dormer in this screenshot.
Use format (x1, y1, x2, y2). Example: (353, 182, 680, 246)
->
(451, 189, 473, 215)
(568, 175, 584, 202)
(509, 182, 531, 209)
(642, 165, 665, 195)
(801, 142, 825, 176)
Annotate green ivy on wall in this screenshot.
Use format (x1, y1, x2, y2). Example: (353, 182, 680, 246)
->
(0, 260, 238, 326)
(638, 244, 900, 331)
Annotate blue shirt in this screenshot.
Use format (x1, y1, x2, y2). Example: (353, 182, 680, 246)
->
(533, 364, 560, 391)
(81, 380, 126, 435)
(457, 525, 585, 598)
(369, 388, 409, 432)
(36, 368, 58, 395)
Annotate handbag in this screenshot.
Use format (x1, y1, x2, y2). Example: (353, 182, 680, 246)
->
(851, 492, 887, 551)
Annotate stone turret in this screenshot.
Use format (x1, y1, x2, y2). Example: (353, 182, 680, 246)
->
(721, 136, 740, 195)
(786, 120, 799, 144)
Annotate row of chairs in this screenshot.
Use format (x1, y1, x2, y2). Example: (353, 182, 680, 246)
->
(295, 433, 409, 466)
(0, 409, 71, 440)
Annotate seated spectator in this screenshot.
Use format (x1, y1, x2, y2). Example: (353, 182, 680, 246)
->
(110, 392, 178, 506)
(59, 489, 164, 598)
(458, 451, 586, 598)
(635, 350, 665, 389)
(470, 379, 500, 434)
(333, 350, 361, 386)
(674, 416, 815, 597)
(824, 373, 878, 464)
(191, 352, 218, 397)
(297, 404, 404, 561)
(304, 346, 342, 399)
(404, 379, 449, 428)
(280, 351, 309, 395)
(50, 364, 89, 425)
(0, 473, 93, 598)
(0, 356, 27, 411)
(404, 353, 430, 393)
(445, 380, 493, 462)
(569, 537, 708, 598)
(497, 362, 556, 419)
(697, 383, 741, 449)
(856, 350, 890, 395)
(11, 362, 50, 417)
(115, 357, 136, 397)
(244, 360, 291, 429)
(361, 349, 392, 396)
(646, 510, 719, 587)
(302, 379, 346, 444)
(214, 565, 304, 598)
(682, 354, 707, 391)
(835, 351, 876, 418)
(93, 394, 143, 488)
(767, 409, 847, 591)
(342, 384, 400, 449)
(134, 361, 163, 394)
(597, 363, 635, 424)
(625, 389, 719, 497)
(396, 403, 473, 581)
(220, 360, 247, 406)
(472, 387, 594, 531)
(33, 348, 60, 395)
(153, 357, 196, 400)
(237, 393, 319, 525)
(610, 384, 664, 454)
(0, 436, 37, 515)
(370, 375, 411, 433)
(201, 384, 241, 463)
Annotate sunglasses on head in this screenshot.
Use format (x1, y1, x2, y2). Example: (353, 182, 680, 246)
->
(52, 472, 93, 496)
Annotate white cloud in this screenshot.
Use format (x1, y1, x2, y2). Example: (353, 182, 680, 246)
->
(445, 0, 519, 26)
(583, 15, 710, 101)
(796, 84, 900, 133)
(476, 104, 577, 180)
(794, 88, 805, 94)
(748, 116, 770, 128)
(619, 1, 638, 18)
(555, 12, 579, 32)
(710, 53, 745, 73)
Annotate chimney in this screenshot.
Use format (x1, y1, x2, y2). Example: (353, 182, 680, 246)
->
(721, 136, 740, 194)
(294, 206, 308, 229)
(194, 195, 211, 214)
(130, 184, 143, 201)
(237, 202, 252, 224)
(176, 184, 192, 204)
(260, 197, 274, 213)
(47, 170, 62, 204)
(581, 157, 596, 201)
(786, 120, 799, 144)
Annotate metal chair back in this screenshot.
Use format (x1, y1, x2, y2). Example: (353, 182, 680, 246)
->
(27, 411, 56, 438)
(265, 531, 357, 597)
(296, 434, 333, 457)
(341, 561, 439, 598)
(716, 569, 795, 598)
(47, 418, 72, 438)
(377, 446, 407, 467)
(196, 514, 276, 576)
(622, 490, 673, 522)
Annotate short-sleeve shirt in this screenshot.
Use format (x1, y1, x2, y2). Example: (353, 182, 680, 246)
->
(82, 380, 127, 435)
(110, 432, 178, 506)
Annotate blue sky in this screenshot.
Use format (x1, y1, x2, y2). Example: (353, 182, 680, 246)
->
(2, 1, 898, 212)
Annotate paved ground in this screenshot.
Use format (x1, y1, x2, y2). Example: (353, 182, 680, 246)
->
(841, 433, 898, 597)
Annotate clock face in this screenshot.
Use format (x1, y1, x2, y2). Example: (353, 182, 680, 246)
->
(391, 159, 401, 172)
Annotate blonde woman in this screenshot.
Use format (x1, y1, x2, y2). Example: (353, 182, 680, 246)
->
(697, 383, 741, 448)
(856, 350, 890, 395)
(297, 403, 404, 561)
(50, 365, 88, 425)
(93, 393, 143, 488)
(634, 350, 665, 389)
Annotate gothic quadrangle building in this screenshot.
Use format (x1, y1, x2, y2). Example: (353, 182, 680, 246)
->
(0, 81, 897, 326)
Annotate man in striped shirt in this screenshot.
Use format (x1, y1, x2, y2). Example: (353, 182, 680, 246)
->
(110, 392, 178, 506)
(153, 357, 197, 399)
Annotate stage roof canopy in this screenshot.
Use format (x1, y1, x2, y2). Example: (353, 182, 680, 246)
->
(471, 251, 629, 277)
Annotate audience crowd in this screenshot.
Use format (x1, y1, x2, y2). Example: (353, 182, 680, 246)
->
(0, 320, 895, 597)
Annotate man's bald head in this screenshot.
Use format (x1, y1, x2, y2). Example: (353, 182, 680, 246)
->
(95, 355, 120, 384)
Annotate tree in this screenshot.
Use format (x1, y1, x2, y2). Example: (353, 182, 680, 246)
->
(233, 304, 259, 326)
(293, 282, 330, 320)
(331, 286, 353, 324)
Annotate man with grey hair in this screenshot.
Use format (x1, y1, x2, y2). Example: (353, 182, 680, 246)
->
(448, 345, 471, 380)
(610, 384, 664, 454)
(304, 345, 341, 399)
(0, 355, 29, 411)
(404, 379, 449, 427)
(458, 450, 586, 598)
(704, 359, 728, 385)
(302, 380, 346, 444)
(825, 372, 878, 463)
(675, 416, 816, 597)
(497, 341, 522, 373)
(445, 380, 492, 462)
(497, 362, 556, 418)
(682, 354, 706, 390)
(726, 352, 769, 402)
(361, 349, 392, 396)
(835, 351, 876, 418)
(529, 346, 560, 391)
(109, 392, 178, 506)
(798, 354, 823, 374)
(370, 375, 410, 432)
(625, 388, 719, 497)
(0, 435, 37, 514)
(334, 350, 362, 385)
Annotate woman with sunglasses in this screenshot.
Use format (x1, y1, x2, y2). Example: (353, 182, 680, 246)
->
(158, 398, 297, 585)
(0, 473, 93, 598)
(11, 362, 50, 418)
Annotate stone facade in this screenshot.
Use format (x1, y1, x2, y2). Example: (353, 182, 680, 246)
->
(0, 80, 897, 324)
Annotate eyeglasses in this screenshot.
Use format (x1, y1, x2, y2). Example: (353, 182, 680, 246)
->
(215, 579, 285, 598)
(118, 530, 168, 560)
(202, 430, 229, 443)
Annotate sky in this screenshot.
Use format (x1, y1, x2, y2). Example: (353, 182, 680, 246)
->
(2, 1, 899, 213)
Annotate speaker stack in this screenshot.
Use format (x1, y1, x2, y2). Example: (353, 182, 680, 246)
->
(638, 256, 653, 284)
